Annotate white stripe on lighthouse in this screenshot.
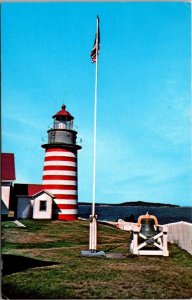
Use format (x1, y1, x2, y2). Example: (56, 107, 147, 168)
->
(44, 161, 76, 166)
(45, 189, 77, 195)
(45, 151, 76, 158)
(43, 180, 77, 185)
(54, 199, 77, 205)
(58, 209, 78, 215)
(43, 170, 77, 176)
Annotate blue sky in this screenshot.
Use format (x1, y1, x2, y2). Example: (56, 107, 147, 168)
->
(2, 2, 191, 206)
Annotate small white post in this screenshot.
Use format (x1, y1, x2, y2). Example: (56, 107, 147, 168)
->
(89, 215, 97, 252)
(131, 225, 139, 255)
(162, 226, 169, 256)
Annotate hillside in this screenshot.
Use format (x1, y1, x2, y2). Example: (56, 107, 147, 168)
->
(79, 200, 179, 207)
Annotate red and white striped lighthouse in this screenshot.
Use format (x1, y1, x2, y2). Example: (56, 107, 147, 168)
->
(42, 105, 82, 221)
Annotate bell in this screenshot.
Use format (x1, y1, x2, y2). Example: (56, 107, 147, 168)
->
(140, 219, 157, 238)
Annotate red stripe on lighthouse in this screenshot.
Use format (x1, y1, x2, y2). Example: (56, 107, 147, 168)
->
(55, 194, 77, 200)
(43, 165, 77, 171)
(43, 184, 77, 190)
(45, 156, 76, 162)
(57, 204, 77, 210)
(58, 214, 78, 221)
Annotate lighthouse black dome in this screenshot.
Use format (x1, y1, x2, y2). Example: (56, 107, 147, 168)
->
(52, 105, 74, 121)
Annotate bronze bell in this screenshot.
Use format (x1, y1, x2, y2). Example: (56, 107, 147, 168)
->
(140, 219, 157, 238)
(137, 212, 159, 240)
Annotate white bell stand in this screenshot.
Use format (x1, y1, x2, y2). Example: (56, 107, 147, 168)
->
(130, 224, 169, 256)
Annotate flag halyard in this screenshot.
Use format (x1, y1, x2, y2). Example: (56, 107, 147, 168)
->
(90, 16, 100, 63)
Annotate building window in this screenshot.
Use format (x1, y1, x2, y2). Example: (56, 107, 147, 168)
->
(39, 201, 47, 211)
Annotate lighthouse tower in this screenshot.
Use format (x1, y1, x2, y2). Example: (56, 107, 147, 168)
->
(42, 105, 82, 221)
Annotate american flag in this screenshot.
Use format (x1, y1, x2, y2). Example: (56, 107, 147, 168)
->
(90, 16, 100, 63)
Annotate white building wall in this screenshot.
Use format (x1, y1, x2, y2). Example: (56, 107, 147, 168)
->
(1, 186, 11, 213)
(33, 193, 52, 219)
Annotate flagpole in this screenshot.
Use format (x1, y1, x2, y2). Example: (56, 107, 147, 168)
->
(92, 17, 99, 217)
(89, 16, 99, 252)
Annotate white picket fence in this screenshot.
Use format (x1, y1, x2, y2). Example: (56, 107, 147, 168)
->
(117, 219, 192, 255)
(165, 221, 192, 255)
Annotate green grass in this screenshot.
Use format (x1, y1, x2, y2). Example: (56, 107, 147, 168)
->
(2, 219, 192, 299)
(2, 240, 84, 250)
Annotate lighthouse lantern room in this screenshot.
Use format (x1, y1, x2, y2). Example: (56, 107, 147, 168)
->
(42, 105, 82, 221)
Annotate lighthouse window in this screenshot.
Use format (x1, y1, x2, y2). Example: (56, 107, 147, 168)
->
(39, 201, 47, 211)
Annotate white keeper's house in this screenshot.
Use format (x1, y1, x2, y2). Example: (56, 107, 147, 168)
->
(14, 183, 54, 220)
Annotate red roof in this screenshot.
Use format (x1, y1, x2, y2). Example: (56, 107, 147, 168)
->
(52, 105, 74, 120)
(14, 184, 43, 196)
(28, 184, 44, 196)
(1, 153, 16, 181)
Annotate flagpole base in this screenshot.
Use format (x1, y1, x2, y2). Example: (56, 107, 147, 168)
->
(81, 215, 105, 257)
(89, 214, 97, 252)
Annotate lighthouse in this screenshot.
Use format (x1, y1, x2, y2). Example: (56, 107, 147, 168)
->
(42, 105, 82, 221)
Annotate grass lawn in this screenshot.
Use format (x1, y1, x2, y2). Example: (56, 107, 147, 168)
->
(2, 219, 192, 299)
